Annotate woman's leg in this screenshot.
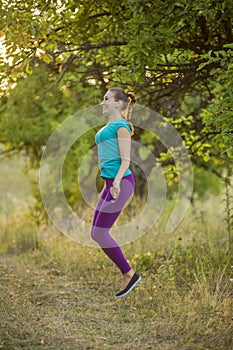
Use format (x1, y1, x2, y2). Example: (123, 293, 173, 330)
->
(91, 174, 134, 274)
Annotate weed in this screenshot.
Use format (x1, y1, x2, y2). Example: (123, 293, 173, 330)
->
(0, 195, 232, 350)
(222, 168, 233, 258)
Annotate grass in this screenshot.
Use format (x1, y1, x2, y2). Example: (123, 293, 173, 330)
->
(0, 193, 232, 350)
(0, 155, 35, 212)
(0, 251, 232, 350)
(0, 155, 232, 349)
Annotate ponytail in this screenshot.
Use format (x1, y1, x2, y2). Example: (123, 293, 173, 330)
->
(109, 87, 137, 136)
(125, 92, 136, 136)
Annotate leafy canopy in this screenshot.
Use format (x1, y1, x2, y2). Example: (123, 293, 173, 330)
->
(0, 0, 232, 200)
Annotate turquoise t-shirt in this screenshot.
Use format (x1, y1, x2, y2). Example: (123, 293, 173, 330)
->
(95, 118, 132, 178)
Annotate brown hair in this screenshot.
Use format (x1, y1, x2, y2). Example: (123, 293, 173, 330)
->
(109, 87, 136, 135)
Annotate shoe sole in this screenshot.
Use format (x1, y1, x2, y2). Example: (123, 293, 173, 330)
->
(115, 275, 141, 298)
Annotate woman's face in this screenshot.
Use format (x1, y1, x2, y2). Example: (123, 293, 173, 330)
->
(101, 90, 121, 116)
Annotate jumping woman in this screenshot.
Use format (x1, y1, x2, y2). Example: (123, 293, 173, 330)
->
(91, 87, 141, 298)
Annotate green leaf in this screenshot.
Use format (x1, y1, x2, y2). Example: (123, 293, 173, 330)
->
(41, 54, 54, 64)
(25, 64, 33, 75)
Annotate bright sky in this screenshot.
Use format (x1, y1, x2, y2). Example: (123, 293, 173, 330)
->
(0, 35, 14, 91)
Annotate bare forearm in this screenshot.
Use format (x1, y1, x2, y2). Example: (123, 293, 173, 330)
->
(114, 160, 130, 184)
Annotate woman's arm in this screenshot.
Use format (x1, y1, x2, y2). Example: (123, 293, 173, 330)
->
(110, 127, 131, 199)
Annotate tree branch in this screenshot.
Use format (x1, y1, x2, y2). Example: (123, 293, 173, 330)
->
(55, 41, 128, 54)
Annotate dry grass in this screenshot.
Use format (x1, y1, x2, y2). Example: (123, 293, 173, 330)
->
(0, 190, 232, 349)
(0, 252, 232, 350)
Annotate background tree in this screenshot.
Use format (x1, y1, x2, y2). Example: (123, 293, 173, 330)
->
(0, 0, 232, 200)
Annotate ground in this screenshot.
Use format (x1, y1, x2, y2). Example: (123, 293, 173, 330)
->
(0, 253, 232, 350)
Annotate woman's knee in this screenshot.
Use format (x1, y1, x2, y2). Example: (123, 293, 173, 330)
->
(91, 227, 98, 242)
(91, 226, 105, 243)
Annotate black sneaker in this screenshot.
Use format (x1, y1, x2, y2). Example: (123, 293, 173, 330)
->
(115, 272, 141, 298)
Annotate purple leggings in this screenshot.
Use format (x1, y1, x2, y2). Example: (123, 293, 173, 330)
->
(91, 173, 134, 274)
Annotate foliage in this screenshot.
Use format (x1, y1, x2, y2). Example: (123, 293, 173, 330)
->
(0, 64, 99, 161)
(200, 45, 233, 159)
(0, 0, 233, 200)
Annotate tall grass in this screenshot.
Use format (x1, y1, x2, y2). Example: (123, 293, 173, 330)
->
(0, 191, 230, 265)
(0, 194, 232, 350)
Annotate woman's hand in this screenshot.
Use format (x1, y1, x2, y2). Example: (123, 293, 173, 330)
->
(110, 180, 121, 199)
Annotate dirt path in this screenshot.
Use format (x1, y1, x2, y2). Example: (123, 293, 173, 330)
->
(0, 256, 232, 350)
(0, 257, 178, 350)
